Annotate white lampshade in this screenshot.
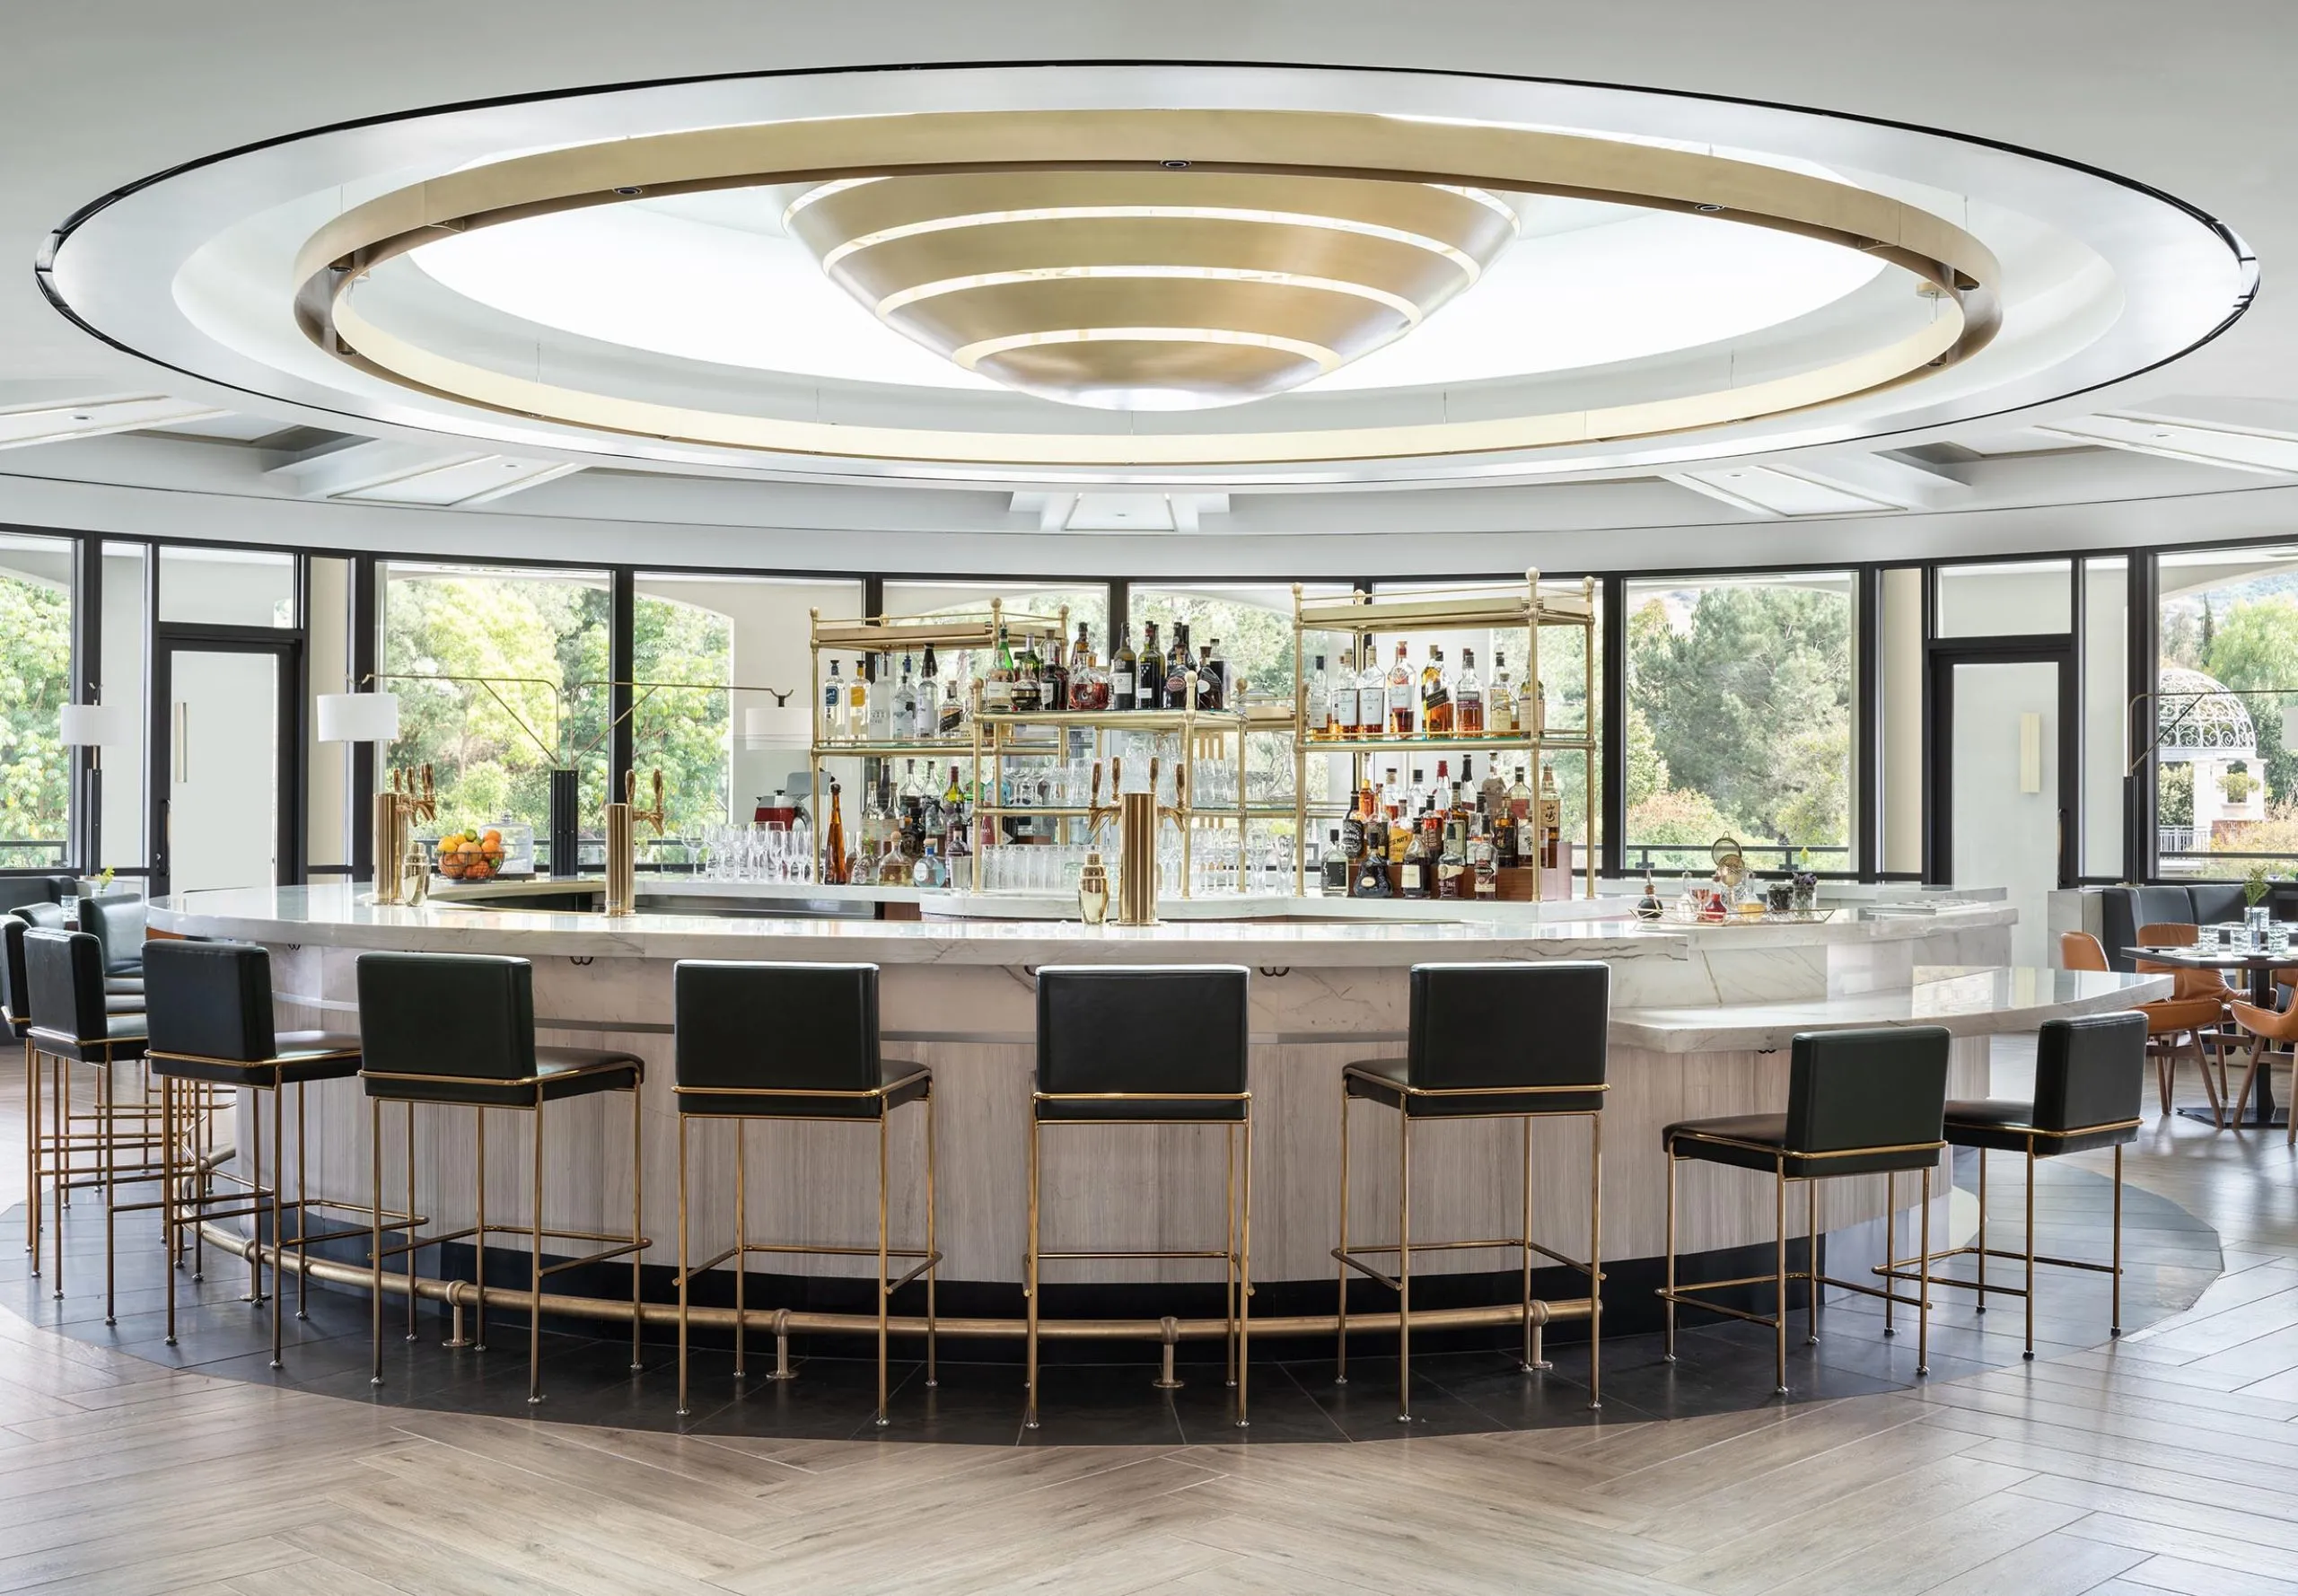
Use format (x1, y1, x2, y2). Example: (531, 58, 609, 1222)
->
(57, 702, 131, 746)
(317, 691, 400, 744)
(741, 705, 808, 748)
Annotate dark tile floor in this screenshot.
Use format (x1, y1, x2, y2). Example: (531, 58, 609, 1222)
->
(0, 1149, 2221, 1445)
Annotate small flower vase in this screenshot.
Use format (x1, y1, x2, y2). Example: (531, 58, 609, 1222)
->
(1791, 873, 1818, 914)
(2247, 903, 2271, 939)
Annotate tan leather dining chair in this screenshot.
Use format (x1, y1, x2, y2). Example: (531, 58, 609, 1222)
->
(2066, 930, 2223, 1125)
(2134, 922, 2238, 1113)
(2226, 992, 2298, 1144)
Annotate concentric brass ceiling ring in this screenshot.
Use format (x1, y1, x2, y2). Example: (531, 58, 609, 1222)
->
(299, 107, 2001, 469)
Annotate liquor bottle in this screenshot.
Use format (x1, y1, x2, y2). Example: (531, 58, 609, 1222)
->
(866, 654, 893, 741)
(1341, 780, 1371, 869)
(1305, 653, 1329, 740)
(1456, 647, 1484, 739)
(1322, 828, 1350, 896)
(849, 655, 872, 740)
(1399, 815, 1433, 899)
(1386, 642, 1416, 737)
(1138, 622, 1164, 710)
(1111, 623, 1138, 712)
(900, 759, 926, 805)
(937, 662, 966, 737)
(1494, 792, 1519, 868)
(1353, 836, 1393, 898)
(1413, 767, 1430, 817)
(1421, 645, 1453, 738)
(822, 780, 848, 885)
(1045, 630, 1071, 712)
(912, 838, 944, 890)
(822, 660, 845, 742)
(1206, 636, 1230, 709)
(986, 625, 1017, 714)
(1515, 673, 1542, 739)
(1164, 624, 1194, 710)
(1435, 815, 1467, 899)
(1196, 643, 1219, 710)
(1487, 649, 1516, 737)
(1508, 759, 1535, 843)
(1325, 653, 1352, 738)
(1539, 759, 1564, 869)
(1012, 634, 1042, 714)
(894, 655, 919, 742)
(1069, 624, 1110, 710)
(1470, 810, 1498, 899)
(920, 643, 940, 734)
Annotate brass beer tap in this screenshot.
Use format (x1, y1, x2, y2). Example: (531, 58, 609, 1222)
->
(371, 763, 435, 907)
(606, 768, 666, 916)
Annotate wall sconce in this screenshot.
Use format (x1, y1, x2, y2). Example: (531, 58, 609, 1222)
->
(2019, 712, 2043, 794)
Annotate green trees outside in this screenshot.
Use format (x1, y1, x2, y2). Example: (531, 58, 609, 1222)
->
(630, 593, 733, 837)
(0, 573, 71, 866)
(1625, 582, 1853, 870)
(2162, 590, 2298, 870)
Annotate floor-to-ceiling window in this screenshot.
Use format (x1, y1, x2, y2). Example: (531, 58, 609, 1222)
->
(1624, 569, 1854, 874)
(0, 534, 75, 871)
(380, 561, 610, 873)
(2156, 545, 2298, 878)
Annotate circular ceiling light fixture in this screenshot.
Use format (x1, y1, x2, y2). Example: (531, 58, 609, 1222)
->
(40, 63, 2252, 490)
(780, 170, 1520, 409)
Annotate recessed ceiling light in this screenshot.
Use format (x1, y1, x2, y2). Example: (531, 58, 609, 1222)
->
(70, 413, 90, 421)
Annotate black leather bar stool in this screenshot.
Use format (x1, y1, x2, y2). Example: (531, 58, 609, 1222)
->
(671, 960, 938, 1424)
(1337, 960, 1609, 1418)
(8, 915, 143, 1276)
(356, 951, 647, 1406)
(1030, 965, 1252, 1430)
(1660, 1024, 1951, 1393)
(77, 896, 147, 987)
(22, 928, 155, 1303)
(1890, 1012, 2146, 1359)
(143, 939, 396, 1364)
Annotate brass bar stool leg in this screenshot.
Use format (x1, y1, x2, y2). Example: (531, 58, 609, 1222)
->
(162, 1075, 177, 1346)
(1976, 1151, 1988, 1311)
(245, 1078, 263, 1305)
(1589, 1112, 1603, 1408)
(1024, 1118, 1041, 1431)
(1773, 1163, 1787, 1395)
(1224, 1120, 1237, 1390)
(1805, 1176, 1819, 1345)
(471, 1106, 487, 1353)
(1662, 1147, 1677, 1362)
(103, 1059, 118, 1326)
(924, 1088, 938, 1389)
(529, 1102, 545, 1406)
(629, 1086, 644, 1372)
(1917, 1162, 1934, 1376)
(2111, 1143, 2126, 1337)
(1396, 1111, 1412, 1424)
(370, 1096, 384, 1387)
(675, 1113, 690, 1418)
(874, 1109, 890, 1427)
(270, 1083, 285, 1367)
(51, 1048, 65, 1298)
(732, 1121, 747, 1381)
(1237, 1105, 1252, 1429)
(1334, 1081, 1349, 1384)
(404, 1101, 417, 1342)
(296, 1080, 311, 1322)
(1522, 1115, 1541, 1372)
(23, 1038, 37, 1273)
(1881, 1170, 1897, 1337)
(2022, 1144, 2037, 1360)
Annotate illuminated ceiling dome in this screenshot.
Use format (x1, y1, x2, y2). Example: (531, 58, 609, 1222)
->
(781, 170, 1521, 410)
(2158, 666, 2256, 755)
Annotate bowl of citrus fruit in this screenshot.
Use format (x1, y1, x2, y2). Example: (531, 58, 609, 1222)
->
(435, 827, 507, 881)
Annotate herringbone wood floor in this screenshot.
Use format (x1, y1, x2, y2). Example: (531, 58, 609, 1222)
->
(2, 1043, 2295, 1594)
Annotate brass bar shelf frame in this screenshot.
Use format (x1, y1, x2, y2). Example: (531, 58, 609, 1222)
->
(1289, 569, 1600, 899)
(974, 696, 1251, 902)
(806, 599, 1066, 884)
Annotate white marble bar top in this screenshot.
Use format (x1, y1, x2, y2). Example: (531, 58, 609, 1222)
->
(1612, 965, 2171, 1053)
(148, 883, 1672, 968)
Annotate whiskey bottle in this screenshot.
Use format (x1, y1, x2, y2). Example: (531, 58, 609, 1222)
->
(985, 625, 1017, 714)
(1435, 815, 1467, 899)
(1539, 759, 1564, 869)
(1011, 633, 1042, 714)
(1399, 813, 1433, 899)
(1354, 643, 1382, 737)
(1386, 641, 1416, 737)
(1325, 653, 1353, 738)
(1487, 649, 1516, 737)
(1069, 624, 1110, 711)
(1455, 648, 1484, 739)
(937, 662, 966, 737)
(1470, 810, 1498, 899)
(1305, 653, 1330, 740)
(1420, 645, 1453, 738)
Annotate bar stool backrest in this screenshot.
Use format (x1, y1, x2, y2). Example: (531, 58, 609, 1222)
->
(14, 901, 67, 931)
(356, 951, 536, 1082)
(1784, 1025, 1951, 1157)
(145, 940, 276, 1063)
(2032, 1012, 2146, 1134)
(77, 896, 145, 976)
(0, 915, 28, 1021)
(1036, 965, 1249, 1098)
(673, 960, 880, 1092)
(1406, 960, 1608, 1092)
(23, 928, 109, 1044)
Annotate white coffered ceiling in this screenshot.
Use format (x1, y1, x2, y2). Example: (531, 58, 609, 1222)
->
(0, 1, 2292, 577)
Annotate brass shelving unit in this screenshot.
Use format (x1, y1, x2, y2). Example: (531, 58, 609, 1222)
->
(806, 601, 1065, 881)
(1289, 568, 1599, 899)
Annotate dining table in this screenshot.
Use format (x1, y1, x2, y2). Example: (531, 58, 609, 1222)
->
(2125, 942, 2293, 1128)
